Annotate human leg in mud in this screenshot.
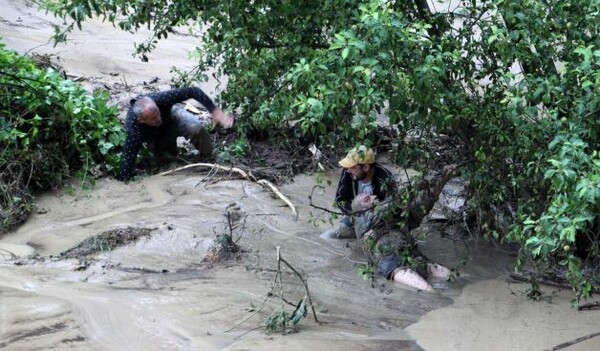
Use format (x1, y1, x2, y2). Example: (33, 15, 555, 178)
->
(362, 229, 450, 291)
(171, 103, 214, 158)
(353, 193, 451, 291)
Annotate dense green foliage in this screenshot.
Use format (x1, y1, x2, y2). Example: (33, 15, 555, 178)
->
(0, 41, 124, 232)
(38, 0, 600, 299)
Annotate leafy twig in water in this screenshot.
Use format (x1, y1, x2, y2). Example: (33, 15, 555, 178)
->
(224, 246, 320, 335)
(276, 246, 319, 324)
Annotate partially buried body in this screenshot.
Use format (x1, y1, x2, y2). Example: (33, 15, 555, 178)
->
(352, 193, 450, 291)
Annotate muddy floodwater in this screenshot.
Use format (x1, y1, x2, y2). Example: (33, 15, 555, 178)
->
(1, 1, 600, 350)
(1, 172, 598, 351)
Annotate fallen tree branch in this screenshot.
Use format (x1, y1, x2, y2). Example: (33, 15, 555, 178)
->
(308, 185, 389, 217)
(508, 272, 571, 290)
(223, 280, 274, 334)
(277, 246, 319, 324)
(308, 185, 344, 216)
(257, 179, 298, 220)
(545, 331, 600, 351)
(225, 247, 320, 334)
(578, 301, 600, 311)
(509, 272, 600, 294)
(161, 162, 297, 219)
(158, 162, 251, 179)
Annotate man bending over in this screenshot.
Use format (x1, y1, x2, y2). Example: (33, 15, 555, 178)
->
(117, 87, 234, 181)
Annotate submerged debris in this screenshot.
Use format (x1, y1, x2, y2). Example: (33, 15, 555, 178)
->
(202, 203, 244, 264)
(60, 227, 154, 259)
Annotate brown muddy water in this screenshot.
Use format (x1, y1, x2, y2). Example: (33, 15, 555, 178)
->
(0, 172, 598, 351)
(1, 1, 599, 350)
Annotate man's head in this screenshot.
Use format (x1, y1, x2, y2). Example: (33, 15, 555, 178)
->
(133, 97, 162, 127)
(339, 145, 376, 181)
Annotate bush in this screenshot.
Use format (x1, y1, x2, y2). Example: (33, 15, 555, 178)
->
(0, 41, 124, 233)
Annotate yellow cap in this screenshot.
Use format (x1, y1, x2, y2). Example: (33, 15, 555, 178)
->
(338, 145, 375, 168)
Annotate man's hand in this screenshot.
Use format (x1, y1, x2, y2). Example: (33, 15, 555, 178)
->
(211, 108, 235, 129)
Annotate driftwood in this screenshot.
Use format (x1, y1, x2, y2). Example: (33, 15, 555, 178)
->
(509, 271, 600, 295)
(508, 271, 572, 290)
(257, 179, 298, 220)
(158, 163, 251, 179)
(545, 331, 600, 351)
(160, 162, 297, 219)
(578, 301, 600, 311)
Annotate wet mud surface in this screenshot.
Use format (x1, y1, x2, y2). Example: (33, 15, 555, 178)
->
(1, 172, 598, 350)
(0, 173, 448, 350)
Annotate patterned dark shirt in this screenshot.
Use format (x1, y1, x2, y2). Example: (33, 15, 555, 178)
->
(118, 87, 216, 180)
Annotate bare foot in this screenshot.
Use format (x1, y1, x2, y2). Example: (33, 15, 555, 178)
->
(392, 268, 434, 291)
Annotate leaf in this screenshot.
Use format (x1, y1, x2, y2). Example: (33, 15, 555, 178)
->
(329, 42, 344, 50)
(342, 47, 350, 60)
(290, 298, 308, 325)
(352, 65, 365, 74)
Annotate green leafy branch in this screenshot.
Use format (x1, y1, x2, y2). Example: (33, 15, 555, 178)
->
(225, 246, 319, 335)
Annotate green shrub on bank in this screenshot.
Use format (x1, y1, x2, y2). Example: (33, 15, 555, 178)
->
(0, 41, 124, 233)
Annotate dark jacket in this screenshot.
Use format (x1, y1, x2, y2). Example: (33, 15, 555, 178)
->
(118, 87, 216, 180)
(334, 163, 395, 215)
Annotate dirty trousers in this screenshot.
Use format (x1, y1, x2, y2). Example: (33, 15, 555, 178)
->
(154, 104, 213, 157)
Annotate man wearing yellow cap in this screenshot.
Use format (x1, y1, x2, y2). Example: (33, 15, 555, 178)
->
(320, 145, 395, 239)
